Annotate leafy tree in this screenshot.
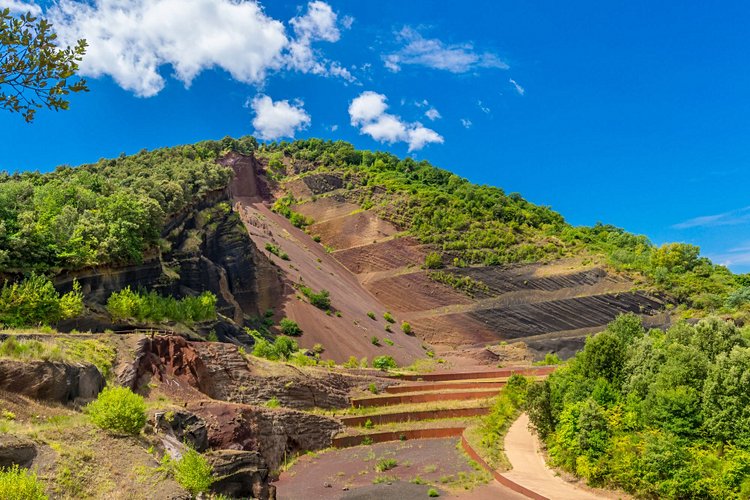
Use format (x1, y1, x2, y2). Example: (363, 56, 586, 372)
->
(0, 8, 88, 122)
(702, 347, 750, 445)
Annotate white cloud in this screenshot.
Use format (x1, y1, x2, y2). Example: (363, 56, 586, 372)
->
(349, 91, 443, 151)
(251, 94, 310, 140)
(0, 0, 40, 14)
(478, 100, 491, 114)
(425, 107, 441, 121)
(673, 206, 750, 229)
(46, 0, 353, 97)
(460, 118, 472, 128)
(384, 27, 508, 74)
(509, 78, 525, 96)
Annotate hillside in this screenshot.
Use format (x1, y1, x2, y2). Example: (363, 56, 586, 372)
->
(0, 137, 747, 364)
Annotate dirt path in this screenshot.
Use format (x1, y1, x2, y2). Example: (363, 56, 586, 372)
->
(502, 413, 607, 500)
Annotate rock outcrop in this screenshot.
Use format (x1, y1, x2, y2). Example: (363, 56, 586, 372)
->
(208, 450, 275, 500)
(186, 401, 342, 474)
(0, 435, 36, 468)
(0, 359, 104, 405)
(124, 335, 379, 410)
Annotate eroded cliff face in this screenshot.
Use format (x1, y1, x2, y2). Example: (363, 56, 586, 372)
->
(54, 154, 283, 337)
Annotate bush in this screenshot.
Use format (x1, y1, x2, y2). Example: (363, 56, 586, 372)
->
(383, 312, 395, 323)
(401, 321, 412, 335)
(0, 274, 84, 327)
(251, 332, 300, 361)
(424, 252, 443, 269)
(107, 287, 216, 324)
(299, 287, 331, 309)
(376, 458, 398, 472)
(279, 318, 302, 336)
(0, 464, 47, 499)
(169, 448, 214, 495)
(428, 488, 440, 497)
(371, 336, 381, 346)
(373, 355, 397, 371)
(86, 386, 147, 435)
(343, 356, 359, 368)
(367, 311, 376, 320)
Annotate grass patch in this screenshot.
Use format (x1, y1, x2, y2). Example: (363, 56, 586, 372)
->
(375, 458, 398, 472)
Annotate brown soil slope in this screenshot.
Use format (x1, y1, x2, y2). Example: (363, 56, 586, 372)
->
(228, 157, 668, 363)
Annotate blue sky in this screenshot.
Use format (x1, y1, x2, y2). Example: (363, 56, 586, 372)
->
(2, 0, 749, 272)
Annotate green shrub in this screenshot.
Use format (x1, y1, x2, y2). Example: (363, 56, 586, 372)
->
(279, 318, 302, 336)
(367, 311, 376, 320)
(251, 333, 299, 361)
(383, 312, 395, 323)
(169, 449, 214, 495)
(424, 252, 443, 269)
(0, 274, 84, 327)
(428, 488, 440, 497)
(0, 464, 47, 499)
(107, 287, 216, 324)
(371, 336, 381, 346)
(376, 458, 398, 472)
(533, 353, 562, 366)
(86, 386, 147, 435)
(401, 321, 412, 335)
(368, 383, 379, 394)
(343, 356, 359, 369)
(265, 396, 281, 408)
(373, 355, 397, 371)
(383, 338, 394, 346)
(299, 287, 331, 309)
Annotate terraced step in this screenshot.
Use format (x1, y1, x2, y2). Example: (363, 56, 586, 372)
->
(352, 389, 500, 408)
(384, 380, 507, 394)
(393, 366, 555, 382)
(340, 406, 491, 427)
(332, 426, 466, 448)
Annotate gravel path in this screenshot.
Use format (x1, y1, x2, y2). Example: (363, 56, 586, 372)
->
(502, 413, 606, 500)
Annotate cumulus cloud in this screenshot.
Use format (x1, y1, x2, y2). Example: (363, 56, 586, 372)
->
(349, 91, 443, 152)
(0, 0, 41, 14)
(424, 107, 441, 121)
(251, 94, 310, 140)
(384, 27, 508, 73)
(509, 78, 525, 95)
(46, 0, 353, 97)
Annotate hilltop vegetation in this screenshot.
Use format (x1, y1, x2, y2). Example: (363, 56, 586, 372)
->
(526, 314, 750, 498)
(0, 136, 746, 320)
(0, 136, 256, 273)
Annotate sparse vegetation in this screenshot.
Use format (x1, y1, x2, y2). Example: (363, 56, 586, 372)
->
(383, 338, 394, 346)
(299, 286, 331, 310)
(250, 332, 299, 361)
(375, 458, 398, 472)
(428, 271, 490, 297)
(477, 374, 528, 469)
(371, 336, 381, 346)
(265, 242, 289, 260)
(401, 321, 412, 335)
(265, 396, 281, 408)
(428, 488, 440, 497)
(367, 311, 376, 320)
(279, 318, 302, 336)
(533, 352, 563, 366)
(86, 386, 147, 435)
(373, 355, 397, 371)
(383, 312, 395, 323)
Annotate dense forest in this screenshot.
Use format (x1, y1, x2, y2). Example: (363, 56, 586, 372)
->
(526, 314, 750, 498)
(0, 136, 747, 322)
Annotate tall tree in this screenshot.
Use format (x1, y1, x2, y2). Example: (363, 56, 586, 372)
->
(0, 8, 87, 122)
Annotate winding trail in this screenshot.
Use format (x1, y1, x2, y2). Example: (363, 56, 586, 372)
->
(501, 413, 605, 500)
